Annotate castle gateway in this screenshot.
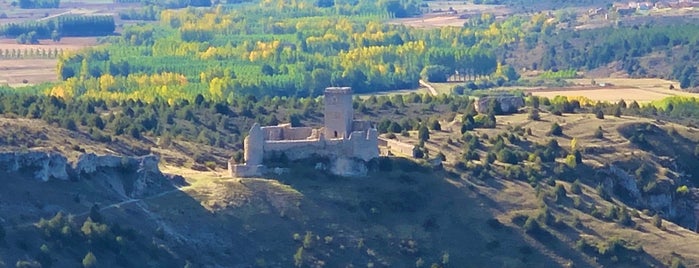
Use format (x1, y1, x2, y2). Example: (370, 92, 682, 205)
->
(229, 87, 379, 177)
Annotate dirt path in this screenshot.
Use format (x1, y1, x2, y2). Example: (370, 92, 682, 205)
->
(419, 79, 438, 96)
(12, 187, 183, 229)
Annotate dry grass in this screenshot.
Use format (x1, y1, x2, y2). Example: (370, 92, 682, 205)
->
(388, 1, 511, 29)
(526, 78, 699, 103)
(0, 37, 99, 85)
(387, 111, 699, 266)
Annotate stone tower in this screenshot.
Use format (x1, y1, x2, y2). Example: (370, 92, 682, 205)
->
(244, 123, 264, 165)
(324, 87, 354, 139)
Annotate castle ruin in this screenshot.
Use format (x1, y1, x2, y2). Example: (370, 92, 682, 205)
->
(229, 87, 379, 177)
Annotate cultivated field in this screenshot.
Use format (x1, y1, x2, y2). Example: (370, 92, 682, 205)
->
(527, 78, 699, 103)
(0, 37, 98, 85)
(389, 1, 511, 29)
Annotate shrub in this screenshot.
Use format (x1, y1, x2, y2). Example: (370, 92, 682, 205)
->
(549, 123, 563, 136)
(303, 231, 313, 249)
(617, 207, 634, 226)
(294, 247, 304, 267)
(205, 161, 217, 170)
(652, 214, 662, 228)
(595, 109, 604, 119)
(496, 148, 518, 164)
(565, 154, 577, 168)
(418, 125, 430, 141)
(429, 119, 441, 131)
(523, 217, 542, 234)
(528, 108, 540, 121)
(484, 152, 496, 164)
(553, 184, 567, 202)
(604, 206, 618, 221)
(570, 179, 582, 194)
(82, 252, 97, 268)
(671, 257, 685, 268)
(595, 126, 604, 139)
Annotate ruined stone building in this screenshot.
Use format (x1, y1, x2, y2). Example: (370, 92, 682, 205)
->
(474, 95, 525, 114)
(229, 87, 379, 177)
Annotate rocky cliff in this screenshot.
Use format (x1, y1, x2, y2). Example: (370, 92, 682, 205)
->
(604, 164, 697, 229)
(0, 151, 175, 198)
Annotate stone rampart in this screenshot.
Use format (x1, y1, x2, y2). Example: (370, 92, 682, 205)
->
(378, 137, 414, 157)
(261, 124, 313, 141)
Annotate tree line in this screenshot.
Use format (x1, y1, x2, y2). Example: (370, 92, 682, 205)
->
(0, 15, 115, 39)
(42, 0, 522, 101)
(18, 0, 59, 8)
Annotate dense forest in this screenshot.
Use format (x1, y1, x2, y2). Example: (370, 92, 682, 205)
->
(38, 0, 529, 101)
(523, 22, 699, 88)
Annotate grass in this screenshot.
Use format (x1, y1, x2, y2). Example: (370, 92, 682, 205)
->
(429, 82, 460, 95)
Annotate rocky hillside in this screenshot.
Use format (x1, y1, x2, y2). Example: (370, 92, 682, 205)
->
(2, 110, 699, 267)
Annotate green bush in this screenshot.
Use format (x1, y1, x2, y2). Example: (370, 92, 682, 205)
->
(570, 179, 582, 194)
(549, 123, 563, 136)
(652, 214, 662, 228)
(594, 126, 604, 139)
(595, 109, 604, 119)
(528, 108, 540, 121)
(82, 252, 97, 268)
(496, 148, 518, 164)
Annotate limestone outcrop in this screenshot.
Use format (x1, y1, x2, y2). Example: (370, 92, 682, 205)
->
(603, 164, 697, 229)
(0, 151, 172, 198)
(0, 151, 69, 181)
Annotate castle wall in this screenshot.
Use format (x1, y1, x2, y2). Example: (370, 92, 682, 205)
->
(378, 137, 414, 157)
(262, 126, 284, 140)
(281, 127, 313, 140)
(349, 129, 379, 161)
(261, 129, 378, 162)
(228, 161, 263, 178)
(261, 124, 313, 141)
(352, 120, 372, 132)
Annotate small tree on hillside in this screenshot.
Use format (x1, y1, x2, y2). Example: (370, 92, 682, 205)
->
(83, 252, 97, 268)
(595, 109, 604, 119)
(613, 105, 622, 117)
(89, 204, 102, 223)
(652, 214, 662, 228)
(549, 123, 563, 136)
(594, 126, 604, 139)
(429, 119, 441, 131)
(418, 125, 430, 142)
(528, 108, 540, 121)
